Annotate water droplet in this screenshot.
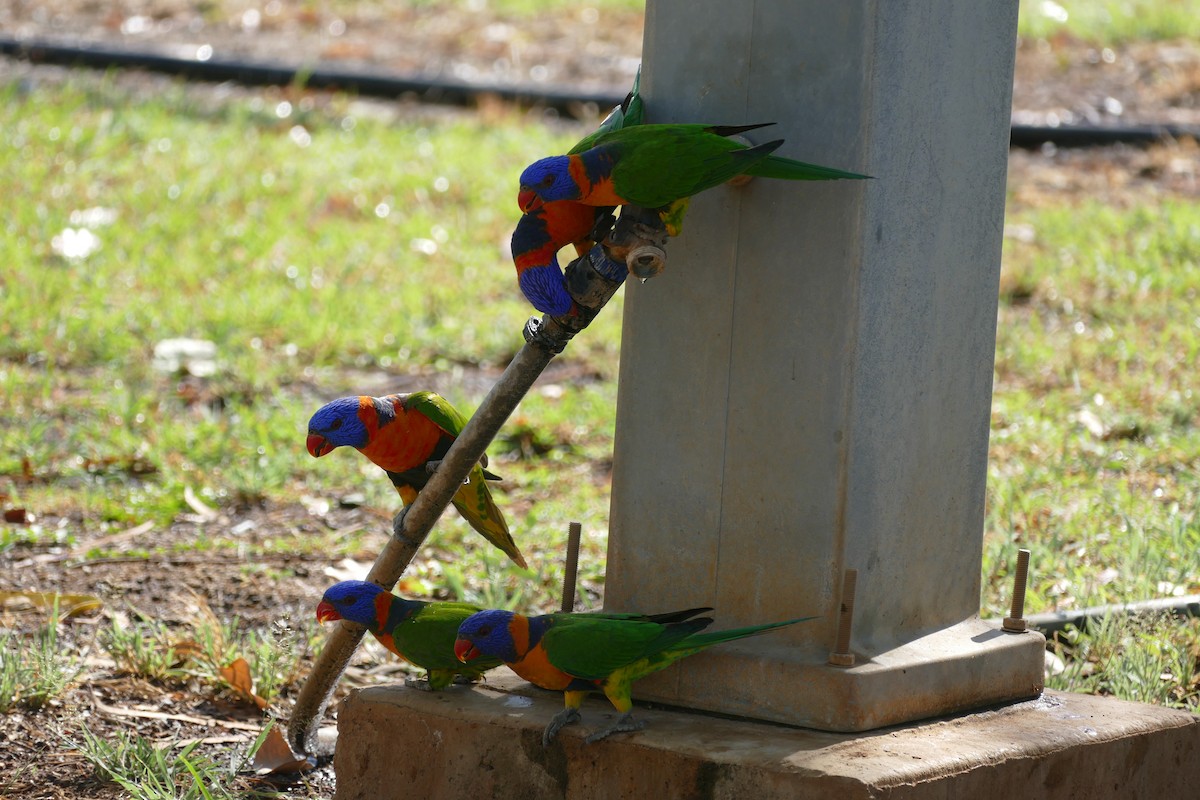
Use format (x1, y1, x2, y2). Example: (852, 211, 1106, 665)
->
(196, 44, 213, 62)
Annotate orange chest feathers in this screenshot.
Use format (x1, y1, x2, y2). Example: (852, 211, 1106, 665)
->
(356, 398, 447, 473)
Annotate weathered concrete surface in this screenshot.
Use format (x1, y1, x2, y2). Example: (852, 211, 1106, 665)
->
(602, 0, 1033, 732)
(334, 673, 1200, 800)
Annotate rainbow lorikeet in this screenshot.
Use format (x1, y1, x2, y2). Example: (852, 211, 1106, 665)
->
(511, 200, 616, 316)
(316, 580, 501, 689)
(306, 392, 527, 569)
(455, 608, 813, 744)
(517, 122, 870, 236)
(511, 69, 644, 316)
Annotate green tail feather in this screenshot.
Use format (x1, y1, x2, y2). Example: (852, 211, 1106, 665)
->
(669, 616, 816, 653)
(747, 156, 871, 181)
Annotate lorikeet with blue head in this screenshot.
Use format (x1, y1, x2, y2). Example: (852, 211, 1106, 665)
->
(306, 392, 527, 568)
(512, 68, 644, 316)
(455, 608, 813, 744)
(517, 122, 870, 237)
(316, 580, 501, 690)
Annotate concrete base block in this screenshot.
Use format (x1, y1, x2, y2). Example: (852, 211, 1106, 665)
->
(333, 673, 1200, 800)
(628, 619, 1047, 732)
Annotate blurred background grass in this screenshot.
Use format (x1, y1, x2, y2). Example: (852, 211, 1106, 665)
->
(0, 0, 1197, 755)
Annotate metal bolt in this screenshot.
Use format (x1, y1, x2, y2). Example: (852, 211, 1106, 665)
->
(561, 521, 582, 613)
(828, 568, 858, 667)
(1002, 548, 1031, 632)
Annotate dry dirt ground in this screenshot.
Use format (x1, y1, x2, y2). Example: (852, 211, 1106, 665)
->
(1, 5, 1198, 799)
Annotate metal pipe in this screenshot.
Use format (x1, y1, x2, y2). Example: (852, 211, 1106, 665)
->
(4, 36, 1197, 149)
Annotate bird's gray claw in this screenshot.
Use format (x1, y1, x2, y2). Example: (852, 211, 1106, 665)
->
(404, 676, 433, 692)
(392, 507, 412, 541)
(584, 712, 645, 744)
(424, 459, 443, 475)
(542, 708, 582, 747)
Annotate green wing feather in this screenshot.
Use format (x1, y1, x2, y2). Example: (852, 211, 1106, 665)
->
(387, 599, 503, 689)
(404, 391, 468, 436)
(603, 126, 782, 208)
(582, 122, 868, 209)
(540, 614, 712, 681)
(402, 391, 525, 568)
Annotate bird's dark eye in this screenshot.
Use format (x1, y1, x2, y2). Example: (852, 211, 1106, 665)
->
(344, 595, 357, 605)
(328, 419, 342, 431)
(477, 626, 491, 636)
(540, 175, 554, 187)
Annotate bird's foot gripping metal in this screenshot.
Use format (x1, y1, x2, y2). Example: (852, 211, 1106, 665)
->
(606, 205, 669, 282)
(584, 712, 645, 744)
(541, 707, 582, 747)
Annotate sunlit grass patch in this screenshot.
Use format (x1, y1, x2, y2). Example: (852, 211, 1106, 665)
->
(1018, 0, 1200, 43)
(0, 603, 82, 712)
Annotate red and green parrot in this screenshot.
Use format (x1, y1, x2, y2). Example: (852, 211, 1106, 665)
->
(512, 68, 644, 316)
(316, 580, 501, 690)
(454, 608, 813, 744)
(516, 122, 870, 237)
(306, 392, 527, 569)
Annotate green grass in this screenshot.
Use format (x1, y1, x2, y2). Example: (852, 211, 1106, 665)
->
(75, 722, 273, 800)
(0, 41, 1198, 734)
(0, 75, 619, 571)
(988, 197, 1200, 703)
(0, 603, 82, 712)
(1017, 0, 1200, 42)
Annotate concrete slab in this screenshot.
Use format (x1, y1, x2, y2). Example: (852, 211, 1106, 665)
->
(333, 672, 1200, 800)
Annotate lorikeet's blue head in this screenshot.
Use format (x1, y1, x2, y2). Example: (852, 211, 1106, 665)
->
(518, 156, 576, 212)
(307, 396, 369, 456)
(455, 609, 518, 663)
(316, 580, 384, 626)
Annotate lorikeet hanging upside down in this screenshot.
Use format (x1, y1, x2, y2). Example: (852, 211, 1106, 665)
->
(511, 200, 613, 316)
(306, 392, 527, 569)
(455, 608, 814, 745)
(316, 580, 502, 690)
(516, 122, 870, 237)
(511, 68, 644, 316)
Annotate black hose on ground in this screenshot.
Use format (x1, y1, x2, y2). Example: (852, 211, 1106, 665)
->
(3, 36, 1199, 148)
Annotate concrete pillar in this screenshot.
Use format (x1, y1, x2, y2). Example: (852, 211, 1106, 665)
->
(604, 0, 1043, 731)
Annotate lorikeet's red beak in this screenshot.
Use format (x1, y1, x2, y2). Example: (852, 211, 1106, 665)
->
(315, 600, 341, 623)
(517, 188, 543, 213)
(453, 638, 479, 663)
(307, 434, 333, 458)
